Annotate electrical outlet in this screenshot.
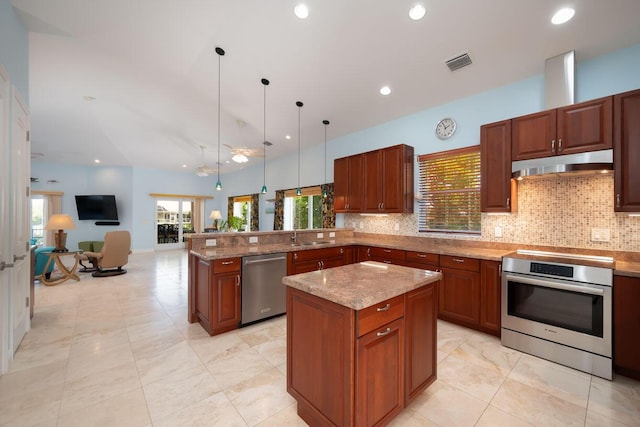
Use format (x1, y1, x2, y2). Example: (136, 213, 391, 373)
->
(316, 232, 324, 239)
(359, 221, 364, 229)
(329, 232, 335, 238)
(591, 228, 611, 242)
(394, 222, 400, 231)
(205, 238, 217, 246)
(494, 226, 503, 238)
(249, 236, 258, 243)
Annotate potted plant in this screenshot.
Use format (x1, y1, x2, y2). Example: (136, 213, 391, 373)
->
(227, 216, 244, 232)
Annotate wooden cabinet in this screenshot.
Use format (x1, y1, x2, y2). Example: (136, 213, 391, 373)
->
(404, 251, 439, 271)
(334, 144, 414, 214)
(614, 89, 640, 212)
(613, 275, 640, 381)
(359, 246, 406, 265)
(334, 154, 364, 212)
(481, 119, 517, 213)
(192, 256, 241, 336)
(479, 260, 501, 336)
(287, 246, 348, 275)
(512, 96, 613, 160)
(287, 282, 437, 427)
(439, 255, 481, 326)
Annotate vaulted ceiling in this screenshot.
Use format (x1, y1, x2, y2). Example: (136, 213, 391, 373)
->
(14, 0, 640, 176)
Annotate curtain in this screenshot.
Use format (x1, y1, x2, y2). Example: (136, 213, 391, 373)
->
(45, 194, 62, 246)
(273, 190, 285, 230)
(321, 183, 335, 228)
(250, 194, 259, 231)
(193, 199, 202, 232)
(227, 197, 234, 223)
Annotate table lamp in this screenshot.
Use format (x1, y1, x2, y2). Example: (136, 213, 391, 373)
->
(209, 210, 222, 231)
(45, 214, 76, 252)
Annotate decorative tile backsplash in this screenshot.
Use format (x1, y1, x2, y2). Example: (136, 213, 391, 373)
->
(344, 174, 639, 252)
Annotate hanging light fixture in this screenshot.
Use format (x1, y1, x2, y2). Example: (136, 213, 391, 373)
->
(322, 119, 330, 198)
(261, 78, 270, 194)
(296, 101, 303, 196)
(215, 46, 225, 191)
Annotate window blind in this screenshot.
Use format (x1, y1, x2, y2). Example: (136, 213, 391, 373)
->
(418, 146, 481, 233)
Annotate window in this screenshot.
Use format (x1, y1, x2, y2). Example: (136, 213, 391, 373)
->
(284, 186, 323, 230)
(232, 195, 252, 231)
(418, 146, 481, 233)
(31, 195, 45, 245)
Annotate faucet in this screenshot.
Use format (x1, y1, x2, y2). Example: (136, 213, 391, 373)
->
(291, 229, 297, 243)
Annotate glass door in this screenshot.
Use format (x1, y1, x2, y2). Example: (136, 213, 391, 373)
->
(155, 199, 193, 250)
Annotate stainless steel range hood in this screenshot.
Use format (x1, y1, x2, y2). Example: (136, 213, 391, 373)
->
(512, 149, 613, 180)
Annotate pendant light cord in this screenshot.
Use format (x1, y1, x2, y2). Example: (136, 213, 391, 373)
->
(217, 51, 221, 185)
(263, 81, 266, 187)
(297, 102, 302, 192)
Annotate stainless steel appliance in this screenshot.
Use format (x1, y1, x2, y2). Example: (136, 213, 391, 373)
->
(501, 250, 614, 379)
(241, 252, 287, 325)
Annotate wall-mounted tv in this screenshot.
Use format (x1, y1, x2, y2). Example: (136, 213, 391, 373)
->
(75, 195, 119, 221)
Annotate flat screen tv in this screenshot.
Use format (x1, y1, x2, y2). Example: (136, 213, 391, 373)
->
(75, 195, 119, 220)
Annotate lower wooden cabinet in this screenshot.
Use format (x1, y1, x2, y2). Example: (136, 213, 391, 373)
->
(287, 246, 349, 275)
(613, 275, 640, 380)
(358, 246, 406, 265)
(287, 281, 437, 427)
(193, 256, 241, 336)
(480, 260, 501, 336)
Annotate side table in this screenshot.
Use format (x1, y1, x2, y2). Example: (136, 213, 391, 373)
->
(40, 250, 82, 286)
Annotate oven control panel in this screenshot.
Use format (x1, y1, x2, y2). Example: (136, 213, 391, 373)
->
(530, 262, 573, 278)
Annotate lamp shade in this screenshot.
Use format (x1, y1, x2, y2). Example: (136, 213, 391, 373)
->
(45, 214, 76, 230)
(209, 210, 222, 220)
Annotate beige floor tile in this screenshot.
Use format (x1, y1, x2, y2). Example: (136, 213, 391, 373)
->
(189, 330, 251, 364)
(153, 391, 248, 427)
(65, 340, 135, 383)
(508, 353, 591, 408)
(135, 340, 204, 386)
(451, 332, 521, 377)
(252, 336, 287, 367)
(585, 410, 630, 427)
(437, 321, 473, 354)
(475, 405, 535, 427)
(438, 352, 506, 402)
(206, 347, 274, 390)
(55, 387, 151, 427)
(410, 381, 488, 426)
(588, 374, 640, 426)
(59, 360, 141, 415)
(492, 378, 587, 426)
(129, 326, 185, 360)
(254, 403, 308, 427)
(142, 365, 222, 422)
(225, 367, 296, 426)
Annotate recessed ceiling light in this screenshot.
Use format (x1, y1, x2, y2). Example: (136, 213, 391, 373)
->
(285, 135, 291, 140)
(294, 4, 309, 19)
(380, 86, 391, 96)
(551, 7, 575, 25)
(409, 4, 426, 20)
(182, 164, 187, 168)
(83, 95, 96, 101)
(94, 159, 100, 164)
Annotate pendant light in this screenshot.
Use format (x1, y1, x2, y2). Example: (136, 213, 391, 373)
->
(215, 46, 225, 191)
(261, 78, 270, 194)
(322, 119, 330, 198)
(296, 101, 303, 196)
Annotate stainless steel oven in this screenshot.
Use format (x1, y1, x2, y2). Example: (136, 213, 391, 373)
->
(501, 250, 613, 379)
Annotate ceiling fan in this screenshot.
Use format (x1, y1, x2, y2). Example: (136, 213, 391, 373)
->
(194, 145, 217, 177)
(224, 144, 264, 163)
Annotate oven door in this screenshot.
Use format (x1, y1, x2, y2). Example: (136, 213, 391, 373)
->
(501, 272, 611, 357)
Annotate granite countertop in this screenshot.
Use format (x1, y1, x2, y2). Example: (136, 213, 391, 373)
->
(283, 261, 442, 310)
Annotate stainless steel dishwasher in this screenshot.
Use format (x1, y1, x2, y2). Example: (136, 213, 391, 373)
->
(241, 252, 287, 325)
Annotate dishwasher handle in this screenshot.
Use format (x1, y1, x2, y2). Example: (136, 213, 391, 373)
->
(244, 256, 287, 265)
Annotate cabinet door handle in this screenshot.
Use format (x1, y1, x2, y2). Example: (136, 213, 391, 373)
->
(499, 263, 502, 277)
(221, 260, 234, 265)
(236, 275, 240, 286)
(558, 138, 563, 152)
(383, 249, 391, 253)
(376, 303, 391, 312)
(377, 328, 392, 337)
(417, 253, 426, 258)
(452, 258, 465, 263)
(339, 248, 344, 255)
(294, 253, 298, 261)
(551, 139, 556, 154)
(506, 197, 510, 209)
(321, 260, 325, 269)
(616, 194, 621, 208)
(383, 260, 392, 264)
(367, 248, 371, 257)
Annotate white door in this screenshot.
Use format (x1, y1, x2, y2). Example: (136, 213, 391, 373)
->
(10, 87, 30, 353)
(155, 199, 193, 250)
(0, 65, 11, 373)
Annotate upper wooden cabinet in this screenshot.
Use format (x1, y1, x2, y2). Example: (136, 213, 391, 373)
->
(512, 96, 613, 160)
(334, 154, 363, 212)
(335, 144, 414, 214)
(614, 88, 640, 212)
(481, 119, 516, 213)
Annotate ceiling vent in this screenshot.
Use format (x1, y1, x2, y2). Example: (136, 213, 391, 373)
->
(445, 53, 472, 71)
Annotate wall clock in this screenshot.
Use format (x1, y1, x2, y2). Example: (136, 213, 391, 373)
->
(435, 117, 456, 140)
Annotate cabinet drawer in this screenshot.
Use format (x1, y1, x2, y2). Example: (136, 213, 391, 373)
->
(369, 247, 406, 261)
(213, 257, 241, 273)
(440, 255, 480, 272)
(291, 246, 346, 262)
(406, 251, 439, 266)
(357, 295, 404, 337)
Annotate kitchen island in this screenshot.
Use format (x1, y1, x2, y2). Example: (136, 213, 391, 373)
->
(284, 261, 441, 427)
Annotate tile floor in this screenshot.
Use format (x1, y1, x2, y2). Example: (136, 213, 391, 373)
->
(1, 250, 639, 426)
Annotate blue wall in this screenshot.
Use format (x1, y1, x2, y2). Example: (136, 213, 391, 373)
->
(31, 42, 640, 248)
(0, 0, 29, 101)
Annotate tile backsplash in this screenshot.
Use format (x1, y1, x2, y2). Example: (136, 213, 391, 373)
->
(343, 174, 639, 252)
